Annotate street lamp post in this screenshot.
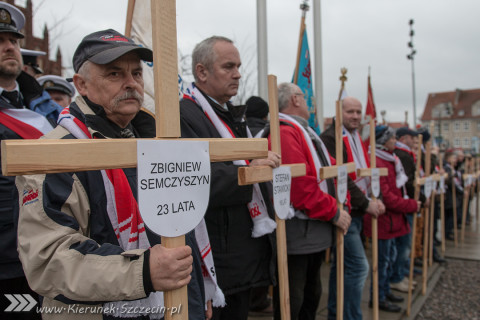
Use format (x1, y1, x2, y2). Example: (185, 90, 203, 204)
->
(407, 19, 417, 127)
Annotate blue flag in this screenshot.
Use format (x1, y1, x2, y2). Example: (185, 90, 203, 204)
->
(293, 29, 320, 134)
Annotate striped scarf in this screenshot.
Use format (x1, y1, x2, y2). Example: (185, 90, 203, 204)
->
(58, 100, 225, 315)
(183, 83, 276, 238)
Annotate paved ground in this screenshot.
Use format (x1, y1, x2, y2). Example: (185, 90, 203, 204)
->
(414, 259, 480, 320)
(249, 197, 480, 320)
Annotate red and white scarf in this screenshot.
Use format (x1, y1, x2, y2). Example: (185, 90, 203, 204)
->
(279, 113, 331, 199)
(0, 108, 53, 139)
(343, 127, 370, 194)
(184, 83, 276, 238)
(376, 148, 408, 189)
(58, 101, 225, 317)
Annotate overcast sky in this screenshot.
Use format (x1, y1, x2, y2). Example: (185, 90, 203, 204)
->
(28, 0, 480, 126)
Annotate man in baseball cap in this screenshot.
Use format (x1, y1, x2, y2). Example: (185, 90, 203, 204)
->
(72, 28, 153, 73)
(17, 28, 208, 319)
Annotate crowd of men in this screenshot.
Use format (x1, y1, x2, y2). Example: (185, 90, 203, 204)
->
(0, 2, 477, 320)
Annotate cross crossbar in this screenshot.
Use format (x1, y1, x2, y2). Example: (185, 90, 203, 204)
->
(1, 138, 267, 176)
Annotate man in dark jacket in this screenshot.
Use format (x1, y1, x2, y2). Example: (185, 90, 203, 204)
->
(0, 3, 62, 319)
(364, 126, 420, 313)
(179, 36, 280, 320)
(320, 96, 385, 318)
(390, 127, 421, 292)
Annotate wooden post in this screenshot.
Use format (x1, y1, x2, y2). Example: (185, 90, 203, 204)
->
(427, 123, 435, 267)
(293, 4, 308, 84)
(461, 158, 472, 244)
(335, 69, 346, 320)
(406, 134, 423, 316)
(150, 1, 185, 317)
(238, 75, 308, 320)
(125, 0, 136, 37)
(422, 137, 432, 295)
(368, 119, 379, 320)
(439, 158, 446, 254)
(369, 120, 379, 320)
(355, 119, 388, 320)
(312, 68, 356, 320)
(268, 75, 291, 320)
(428, 187, 435, 267)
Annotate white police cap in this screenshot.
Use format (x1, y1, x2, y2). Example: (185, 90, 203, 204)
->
(37, 75, 76, 97)
(0, 2, 25, 38)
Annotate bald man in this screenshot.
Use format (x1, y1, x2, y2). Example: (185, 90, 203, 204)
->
(320, 96, 387, 319)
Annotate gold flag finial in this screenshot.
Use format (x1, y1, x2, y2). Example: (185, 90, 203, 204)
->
(338, 67, 348, 101)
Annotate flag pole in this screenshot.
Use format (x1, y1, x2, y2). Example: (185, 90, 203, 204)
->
(125, 0, 136, 37)
(293, 1, 309, 84)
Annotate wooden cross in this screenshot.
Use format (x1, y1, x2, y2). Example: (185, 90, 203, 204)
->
(438, 154, 447, 254)
(317, 68, 356, 320)
(451, 157, 459, 247)
(238, 75, 307, 320)
(406, 134, 425, 316)
(354, 118, 387, 320)
(420, 133, 433, 295)
(1, 1, 267, 319)
(461, 156, 474, 243)
(427, 122, 438, 267)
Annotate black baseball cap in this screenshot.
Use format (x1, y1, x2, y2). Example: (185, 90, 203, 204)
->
(73, 29, 153, 72)
(396, 127, 418, 139)
(0, 2, 25, 38)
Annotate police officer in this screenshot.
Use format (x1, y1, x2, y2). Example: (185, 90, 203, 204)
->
(37, 75, 75, 107)
(20, 48, 45, 77)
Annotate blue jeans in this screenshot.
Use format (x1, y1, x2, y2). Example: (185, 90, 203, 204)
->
(390, 227, 412, 283)
(370, 238, 394, 302)
(328, 216, 369, 320)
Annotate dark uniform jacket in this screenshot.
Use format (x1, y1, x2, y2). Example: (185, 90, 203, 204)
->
(0, 71, 63, 280)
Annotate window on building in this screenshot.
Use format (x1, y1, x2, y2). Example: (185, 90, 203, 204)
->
(454, 138, 460, 147)
(432, 102, 453, 118)
(454, 121, 460, 131)
(463, 138, 470, 148)
(443, 122, 449, 132)
(464, 121, 470, 131)
(458, 110, 465, 116)
(472, 100, 480, 116)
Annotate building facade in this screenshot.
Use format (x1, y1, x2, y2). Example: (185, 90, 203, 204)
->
(421, 88, 480, 153)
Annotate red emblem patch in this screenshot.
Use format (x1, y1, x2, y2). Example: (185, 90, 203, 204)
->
(22, 189, 39, 206)
(101, 35, 129, 42)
